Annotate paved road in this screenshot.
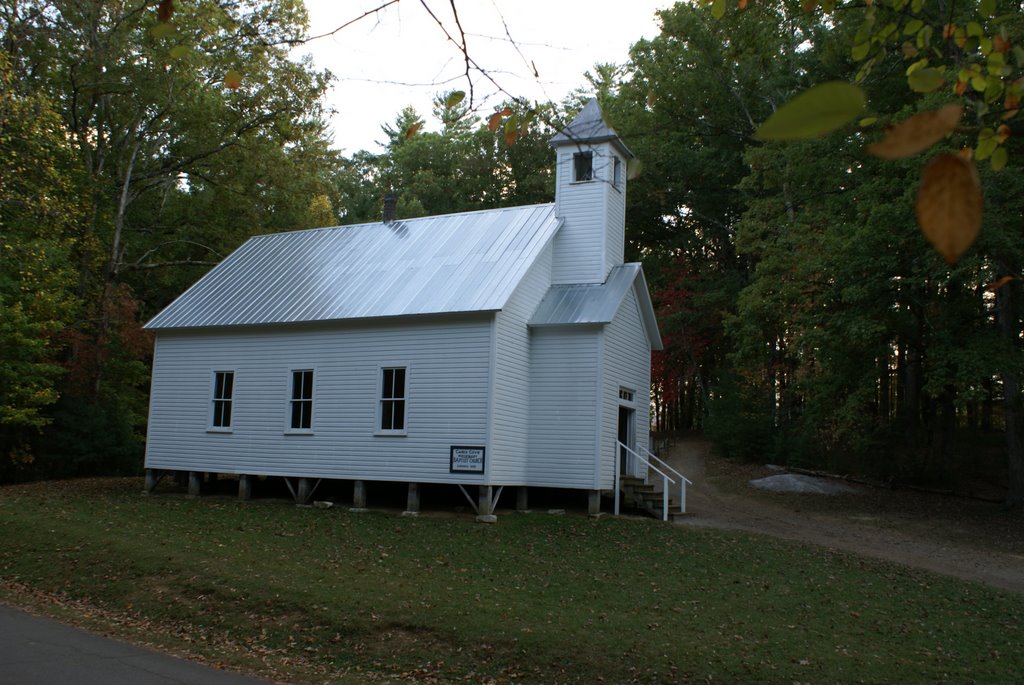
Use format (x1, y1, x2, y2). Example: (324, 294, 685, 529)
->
(0, 604, 270, 684)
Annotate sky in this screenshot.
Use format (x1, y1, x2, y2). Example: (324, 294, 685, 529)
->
(295, 0, 671, 154)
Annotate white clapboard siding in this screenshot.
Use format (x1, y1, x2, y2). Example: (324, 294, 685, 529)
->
(605, 154, 626, 274)
(526, 327, 600, 488)
(145, 315, 493, 484)
(598, 285, 653, 489)
(552, 147, 608, 285)
(489, 244, 553, 483)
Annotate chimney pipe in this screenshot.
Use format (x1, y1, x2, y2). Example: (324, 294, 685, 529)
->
(382, 192, 398, 224)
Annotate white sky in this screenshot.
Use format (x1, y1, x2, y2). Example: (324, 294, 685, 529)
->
(296, 0, 670, 154)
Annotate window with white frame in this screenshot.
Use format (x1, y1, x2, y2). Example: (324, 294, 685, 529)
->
(379, 367, 406, 432)
(619, 387, 635, 403)
(613, 156, 623, 190)
(289, 369, 314, 431)
(211, 371, 234, 429)
(573, 151, 594, 182)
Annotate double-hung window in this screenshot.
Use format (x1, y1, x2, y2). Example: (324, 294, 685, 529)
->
(378, 367, 406, 433)
(573, 151, 594, 182)
(210, 371, 234, 430)
(289, 369, 314, 431)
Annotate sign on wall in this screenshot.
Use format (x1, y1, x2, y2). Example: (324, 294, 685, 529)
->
(450, 446, 485, 473)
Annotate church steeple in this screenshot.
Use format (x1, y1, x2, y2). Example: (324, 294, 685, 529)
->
(548, 100, 633, 285)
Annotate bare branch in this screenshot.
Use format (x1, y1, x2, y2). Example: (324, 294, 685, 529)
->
(122, 260, 220, 270)
(125, 240, 226, 271)
(304, 0, 403, 42)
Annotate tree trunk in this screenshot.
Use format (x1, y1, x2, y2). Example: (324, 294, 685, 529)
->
(996, 278, 1024, 505)
(878, 353, 890, 421)
(902, 341, 922, 448)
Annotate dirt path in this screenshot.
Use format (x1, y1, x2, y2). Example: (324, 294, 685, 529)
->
(661, 438, 1024, 594)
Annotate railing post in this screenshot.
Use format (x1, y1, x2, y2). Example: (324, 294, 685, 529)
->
(613, 442, 620, 516)
(680, 479, 686, 515)
(662, 474, 669, 521)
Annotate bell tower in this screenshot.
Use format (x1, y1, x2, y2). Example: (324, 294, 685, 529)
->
(548, 99, 634, 285)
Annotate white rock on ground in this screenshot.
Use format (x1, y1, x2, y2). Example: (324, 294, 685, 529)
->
(749, 473, 856, 495)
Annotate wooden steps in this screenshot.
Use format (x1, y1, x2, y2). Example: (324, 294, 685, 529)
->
(616, 476, 686, 521)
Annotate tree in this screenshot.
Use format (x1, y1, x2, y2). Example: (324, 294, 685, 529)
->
(0, 52, 81, 471)
(0, 0, 342, 478)
(344, 94, 558, 223)
(604, 1, 844, 432)
(695, 0, 1024, 501)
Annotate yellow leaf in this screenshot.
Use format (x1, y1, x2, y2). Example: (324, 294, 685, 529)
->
(627, 158, 644, 180)
(908, 68, 944, 93)
(224, 69, 242, 89)
(866, 104, 962, 159)
(991, 146, 1008, 171)
(711, 0, 726, 19)
(755, 82, 865, 141)
(149, 22, 175, 39)
(445, 91, 465, 108)
(915, 153, 983, 264)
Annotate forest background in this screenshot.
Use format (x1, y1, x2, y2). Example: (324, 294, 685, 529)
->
(2, 0, 1023, 503)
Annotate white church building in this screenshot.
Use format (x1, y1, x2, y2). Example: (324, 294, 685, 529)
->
(142, 100, 663, 518)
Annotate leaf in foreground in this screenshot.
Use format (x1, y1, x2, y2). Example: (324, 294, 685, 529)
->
(755, 82, 865, 141)
(866, 104, 962, 159)
(915, 153, 983, 264)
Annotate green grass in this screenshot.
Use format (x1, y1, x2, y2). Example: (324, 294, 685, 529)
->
(1, 478, 1022, 684)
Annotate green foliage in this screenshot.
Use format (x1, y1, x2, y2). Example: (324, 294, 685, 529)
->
(342, 97, 558, 223)
(755, 81, 866, 140)
(0, 0, 343, 480)
(0, 51, 82, 464)
(704, 375, 779, 461)
(609, 0, 1024, 493)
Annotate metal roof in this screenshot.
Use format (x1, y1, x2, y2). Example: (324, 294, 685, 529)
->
(528, 263, 663, 350)
(548, 98, 634, 159)
(145, 203, 560, 330)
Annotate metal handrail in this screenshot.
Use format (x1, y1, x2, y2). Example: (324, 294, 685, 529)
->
(615, 441, 677, 521)
(642, 446, 692, 515)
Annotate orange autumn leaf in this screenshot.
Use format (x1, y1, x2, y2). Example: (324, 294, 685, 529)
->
(157, 0, 174, 23)
(987, 276, 1016, 292)
(224, 70, 242, 89)
(404, 122, 423, 139)
(915, 153, 983, 264)
(866, 104, 962, 159)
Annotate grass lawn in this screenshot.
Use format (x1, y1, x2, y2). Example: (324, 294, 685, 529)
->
(0, 478, 1021, 684)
